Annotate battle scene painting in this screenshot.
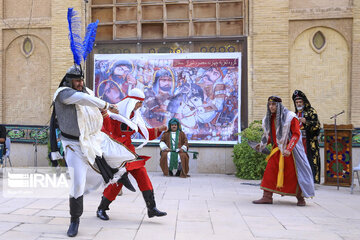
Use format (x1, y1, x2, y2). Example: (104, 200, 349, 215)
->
(94, 53, 241, 143)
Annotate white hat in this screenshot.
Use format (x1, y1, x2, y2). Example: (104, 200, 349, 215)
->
(114, 88, 149, 149)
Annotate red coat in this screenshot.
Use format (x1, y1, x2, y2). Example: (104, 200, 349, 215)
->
(261, 116, 301, 196)
(101, 112, 162, 170)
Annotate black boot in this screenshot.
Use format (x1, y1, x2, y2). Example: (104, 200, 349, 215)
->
(142, 190, 167, 218)
(117, 172, 136, 192)
(169, 170, 173, 176)
(175, 163, 182, 176)
(67, 195, 83, 237)
(67, 218, 79, 238)
(96, 196, 112, 221)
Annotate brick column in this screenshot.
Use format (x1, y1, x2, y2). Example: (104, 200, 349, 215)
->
(248, 0, 289, 122)
(352, 1, 360, 126)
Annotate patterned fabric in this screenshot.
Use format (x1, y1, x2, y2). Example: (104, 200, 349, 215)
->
(324, 135, 351, 184)
(292, 90, 321, 184)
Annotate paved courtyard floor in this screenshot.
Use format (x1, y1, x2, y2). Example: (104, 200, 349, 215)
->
(0, 172, 360, 240)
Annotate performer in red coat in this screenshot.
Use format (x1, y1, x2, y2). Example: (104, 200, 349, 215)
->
(96, 88, 167, 220)
(253, 96, 315, 206)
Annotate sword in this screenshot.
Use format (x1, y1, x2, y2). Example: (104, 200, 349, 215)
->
(247, 141, 270, 155)
(165, 150, 199, 159)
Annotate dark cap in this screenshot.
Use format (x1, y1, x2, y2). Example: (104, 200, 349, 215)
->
(292, 90, 304, 101)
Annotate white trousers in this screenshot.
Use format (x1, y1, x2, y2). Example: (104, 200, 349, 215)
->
(61, 138, 103, 199)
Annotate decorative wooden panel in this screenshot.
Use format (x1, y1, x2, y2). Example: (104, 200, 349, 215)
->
(193, 3, 216, 19)
(220, 20, 243, 35)
(167, 23, 189, 37)
(323, 124, 353, 187)
(92, 7, 113, 23)
(142, 5, 163, 20)
(116, 6, 137, 21)
(194, 22, 216, 36)
(142, 0, 162, 2)
(92, 0, 112, 5)
(90, 0, 246, 40)
(116, 24, 137, 39)
(219, 2, 243, 18)
(166, 4, 189, 20)
(116, 0, 137, 3)
(96, 25, 113, 41)
(142, 23, 163, 39)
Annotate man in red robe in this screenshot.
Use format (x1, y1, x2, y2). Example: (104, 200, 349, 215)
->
(253, 96, 315, 206)
(96, 88, 168, 220)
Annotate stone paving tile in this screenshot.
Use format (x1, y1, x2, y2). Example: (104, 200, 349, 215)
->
(0, 221, 19, 235)
(243, 215, 285, 232)
(176, 220, 213, 235)
(93, 227, 137, 240)
(0, 213, 51, 224)
(266, 204, 307, 218)
(81, 215, 143, 230)
(318, 202, 360, 220)
(47, 217, 68, 225)
(41, 232, 94, 240)
(164, 190, 190, 200)
(0, 230, 40, 240)
(25, 198, 64, 210)
(235, 202, 274, 217)
(177, 200, 210, 222)
(0, 198, 37, 214)
(12, 223, 100, 239)
(294, 203, 336, 218)
(210, 212, 249, 232)
(251, 229, 343, 240)
(135, 221, 175, 240)
(10, 208, 41, 216)
(176, 231, 255, 240)
(275, 216, 315, 227)
(1, 173, 360, 239)
(37, 237, 72, 240)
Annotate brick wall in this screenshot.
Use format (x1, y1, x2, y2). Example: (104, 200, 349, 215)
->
(51, 1, 84, 97)
(248, 0, 359, 127)
(352, 1, 360, 126)
(248, 0, 290, 122)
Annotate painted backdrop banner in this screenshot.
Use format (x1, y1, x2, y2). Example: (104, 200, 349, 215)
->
(94, 53, 241, 144)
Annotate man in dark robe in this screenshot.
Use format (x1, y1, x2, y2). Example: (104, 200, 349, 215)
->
(292, 90, 321, 184)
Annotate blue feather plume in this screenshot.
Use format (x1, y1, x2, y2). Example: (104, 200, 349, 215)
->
(82, 20, 99, 62)
(67, 8, 83, 65)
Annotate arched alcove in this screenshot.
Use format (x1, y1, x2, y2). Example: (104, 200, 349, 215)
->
(290, 27, 350, 124)
(4, 34, 51, 125)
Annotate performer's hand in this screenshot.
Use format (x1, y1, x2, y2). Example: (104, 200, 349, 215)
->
(164, 148, 171, 152)
(283, 149, 291, 157)
(299, 117, 306, 124)
(179, 149, 184, 153)
(158, 125, 167, 132)
(255, 144, 260, 151)
(109, 104, 119, 114)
